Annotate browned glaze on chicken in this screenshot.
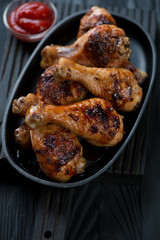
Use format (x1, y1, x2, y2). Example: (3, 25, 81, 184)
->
(107, 59, 148, 84)
(13, 93, 87, 181)
(14, 121, 86, 181)
(14, 123, 31, 148)
(12, 63, 87, 151)
(54, 58, 143, 111)
(40, 24, 131, 69)
(13, 66, 87, 115)
(76, 7, 147, 84)
(77, 6, 117, 38)
(25, 98, 124, 147)
(30, 123, 86, 182)
(35, 65, 87, 105)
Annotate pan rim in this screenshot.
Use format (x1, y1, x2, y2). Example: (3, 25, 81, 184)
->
(1, 10, 157, 188)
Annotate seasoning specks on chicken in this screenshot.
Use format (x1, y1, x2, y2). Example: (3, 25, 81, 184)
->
(25, 98, 124, 147)
(12, 93, 87, 182)
(30, 123, 86, 182)
(35, 65, 87, 105)
(40, 24, 131, 69)
(54, 57, 143, 111)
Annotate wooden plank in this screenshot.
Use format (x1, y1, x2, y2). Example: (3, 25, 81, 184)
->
(66, 183, 142, 239)
(0, 1, 159, 240)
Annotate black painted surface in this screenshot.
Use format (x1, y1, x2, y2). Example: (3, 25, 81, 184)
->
(0, 0, 160, 239)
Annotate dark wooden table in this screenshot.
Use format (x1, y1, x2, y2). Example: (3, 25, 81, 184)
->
(0, 0, 160, 239)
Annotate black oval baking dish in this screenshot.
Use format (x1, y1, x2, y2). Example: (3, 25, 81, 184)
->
(1, 10, 156, 188)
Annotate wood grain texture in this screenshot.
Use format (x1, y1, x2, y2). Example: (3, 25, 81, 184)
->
(0, 0, 159, 239)
(66, 182, 142, 240)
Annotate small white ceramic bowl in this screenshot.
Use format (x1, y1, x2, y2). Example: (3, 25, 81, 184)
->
(3, 0, 57, 42)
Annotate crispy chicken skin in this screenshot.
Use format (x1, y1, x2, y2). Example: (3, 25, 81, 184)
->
(40, 24, 131, 69)
(35, 65, 87, 105)
(12, 63, 87, 150)
(12, 93, 87, 181)
(76, 6, 147, 84)
(40, 7, 147, 84)
(54, 58, 143, 111)
(12, 65, 87, 115)
(105, 59, 148, 84)
(25, 98, 124, 147)
(30, 123, 86, 182)
(77, 6, 117, 38)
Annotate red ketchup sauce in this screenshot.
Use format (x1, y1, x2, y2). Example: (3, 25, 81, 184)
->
(8, 2, 54, 35)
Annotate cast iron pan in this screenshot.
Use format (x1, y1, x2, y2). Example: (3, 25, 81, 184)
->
(1, 10, 156, 188)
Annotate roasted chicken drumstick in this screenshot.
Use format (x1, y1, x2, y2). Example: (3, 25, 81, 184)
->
(30, 123, 86, 182)
(54, 58, 143, 111)
(25, 98, 124, 147)
(12, 62, 87, 147)
(77, 6, 117, 38)
(35, 65, 87, 105)
(41, 6, 147, 84)
(12, 66, 87, 114)
(76, 6, 148, 84)
(40, 24, 131, 69)
(12, 93, 86, 181)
